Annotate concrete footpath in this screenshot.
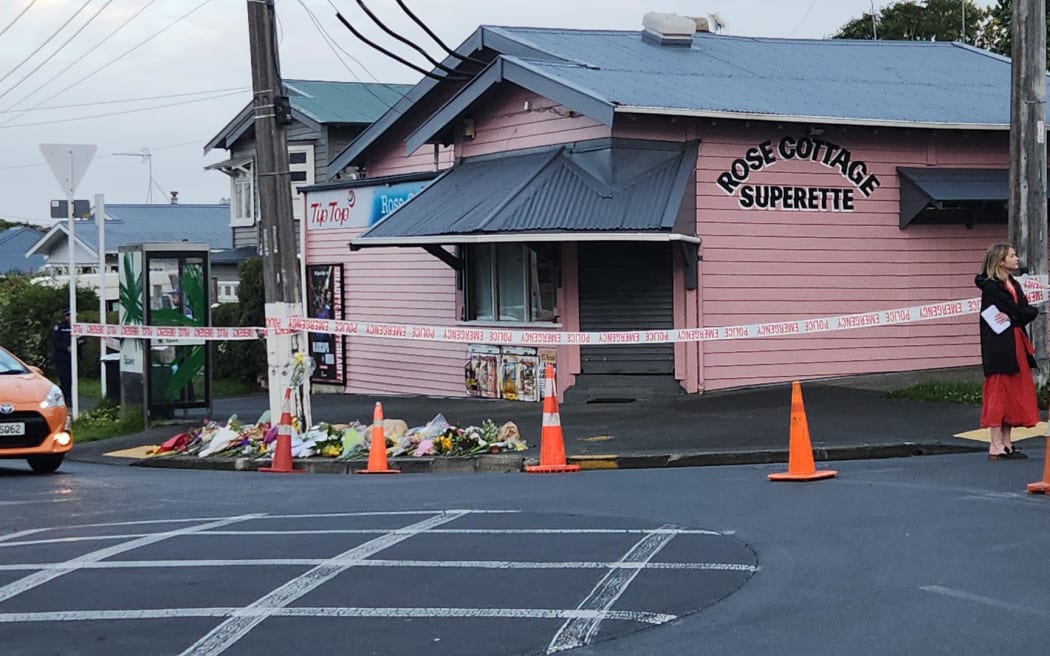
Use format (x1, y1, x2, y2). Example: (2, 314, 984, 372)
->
(67, 366, 1037, 473)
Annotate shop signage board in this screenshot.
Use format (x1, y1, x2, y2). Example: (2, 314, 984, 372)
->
(305, 180, 429, 230)
(715, 136, 882, 211)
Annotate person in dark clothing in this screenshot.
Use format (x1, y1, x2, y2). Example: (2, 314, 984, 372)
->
(50, 309, 73, 407)
(975, 243, 1038, 461)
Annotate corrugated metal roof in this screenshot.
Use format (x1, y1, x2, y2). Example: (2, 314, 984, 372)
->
(0, 226, 46, 273)
(358, 140, 696, 242)
(328, 26, 1032, 181)
(484, 28, 1027, 126)
(69, 204, 232, 252)
(284, 79, 412, 124)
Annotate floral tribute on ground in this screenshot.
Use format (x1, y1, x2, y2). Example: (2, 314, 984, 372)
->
(151, 413, 527, 461)
(151, 351, 527, 460)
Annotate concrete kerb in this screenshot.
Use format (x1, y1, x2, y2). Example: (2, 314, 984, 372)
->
(126, 442, 984, 475)
(131, 452, 531, 474)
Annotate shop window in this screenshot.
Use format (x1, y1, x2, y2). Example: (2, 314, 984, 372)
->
(466, 244, 558, 323)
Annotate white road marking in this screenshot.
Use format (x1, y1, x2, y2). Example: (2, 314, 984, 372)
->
(0, 514, 263, 604)
(0, 526, 722, 549)
(178, 511, 469, 656)
(0, 558, 757, 573)
(200, 527, 723, 536)
(0, 528, 47, 544)
(0, 606, 677, 625)
(257, 509, 520, 519)
(547, 525, 676, 654)
(0, 534, 154, 549)
(920, 585, 1050, 617)
(6, 505, 516, 537)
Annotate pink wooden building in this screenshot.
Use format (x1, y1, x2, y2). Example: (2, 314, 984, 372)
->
(302, 13, 1037, 400)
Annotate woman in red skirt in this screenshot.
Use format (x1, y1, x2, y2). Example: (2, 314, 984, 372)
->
(976, 243, 1039, 460)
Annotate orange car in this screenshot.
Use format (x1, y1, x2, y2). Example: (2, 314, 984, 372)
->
(0, 345, 72, 473)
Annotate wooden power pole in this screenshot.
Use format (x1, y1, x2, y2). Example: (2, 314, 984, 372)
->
(1009, 0, 1048, 381)
(246, 0, 303, 416)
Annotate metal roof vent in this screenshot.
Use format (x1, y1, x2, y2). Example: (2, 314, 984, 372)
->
(642, 12, 698, 46)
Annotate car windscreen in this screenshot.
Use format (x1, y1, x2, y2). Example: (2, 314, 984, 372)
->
(0, 349, 29, 374)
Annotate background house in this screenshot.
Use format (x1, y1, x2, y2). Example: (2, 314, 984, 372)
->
(204, 79, 412, 250)
(26, 201, 233, 309)
(0, 226, 46, 275)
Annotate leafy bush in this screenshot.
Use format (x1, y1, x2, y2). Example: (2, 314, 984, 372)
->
(209, 257, 265, 388)
(0, 276, 99, 377)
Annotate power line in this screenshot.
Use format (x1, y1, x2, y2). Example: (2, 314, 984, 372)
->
(0, 0, 37, 40)
(0, 0, 93, 88)
(295, 0, 382, 84)
(0, 0, 156, 115)
(0, 0, 116, 104)
(0, 139, 208, 171)
(333, 9, 468, 81)
(0, 88, 243, 129)
(354, 0, 460, 76)
(392, 0, 486, 66)
(0, 86, 248, 114)
(788, 0, 820, 37)
(0, 0, 214, 127)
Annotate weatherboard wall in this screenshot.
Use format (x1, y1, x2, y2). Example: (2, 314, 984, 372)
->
(691, 124, 1010, 392)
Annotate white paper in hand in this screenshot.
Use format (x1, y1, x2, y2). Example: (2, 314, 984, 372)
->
(981, 304, 1011, 334)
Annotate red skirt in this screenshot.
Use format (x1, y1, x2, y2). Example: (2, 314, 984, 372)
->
(980, 327, 1039, 428)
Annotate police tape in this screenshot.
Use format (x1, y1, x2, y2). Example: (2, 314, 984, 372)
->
(69, 279, 1047, 347)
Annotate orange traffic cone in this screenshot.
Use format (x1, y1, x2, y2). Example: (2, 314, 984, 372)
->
(356, 401, 400, 474)
(260, 387, 303, 474)
(1026, 437, 1050, 494)
(526, 364, 580, 474)
(768, 381, 837, 482)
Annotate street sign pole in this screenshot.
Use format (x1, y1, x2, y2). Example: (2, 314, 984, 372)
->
(40, 144, 96, 419)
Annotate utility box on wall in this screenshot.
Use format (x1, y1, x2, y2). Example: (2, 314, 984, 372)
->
(118, 243, 212, 425)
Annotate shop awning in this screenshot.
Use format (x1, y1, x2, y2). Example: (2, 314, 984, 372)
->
(350, 139, 700, 248)
(896, 167, 1046, 228)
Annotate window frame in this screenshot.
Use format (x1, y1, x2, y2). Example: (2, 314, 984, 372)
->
(464, 243, 559, 324)
(288, 144, 315, 221)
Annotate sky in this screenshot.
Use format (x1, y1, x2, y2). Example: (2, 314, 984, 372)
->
(0, 0, 998, 226)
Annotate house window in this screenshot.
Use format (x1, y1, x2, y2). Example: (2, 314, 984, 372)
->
(466, 244, 558, 323)
(288, 144, 315, 221)
(232, 170, 254, 227)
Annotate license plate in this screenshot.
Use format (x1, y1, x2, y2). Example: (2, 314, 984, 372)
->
(0, 422, 25, 436)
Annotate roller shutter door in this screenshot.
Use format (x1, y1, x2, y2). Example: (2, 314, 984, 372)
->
(578, 242, 674, 374)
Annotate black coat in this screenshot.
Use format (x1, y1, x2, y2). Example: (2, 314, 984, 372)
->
(975, 274, 1038, 376)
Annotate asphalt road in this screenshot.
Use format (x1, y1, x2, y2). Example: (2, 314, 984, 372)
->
(2, 451, 1050, 656)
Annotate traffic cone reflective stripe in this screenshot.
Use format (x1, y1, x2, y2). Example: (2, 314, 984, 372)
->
(1026, 436, 1050, 494)
(260, 387, 303, 474)
(356, 401, 399, 474)
(526, 364, 579, 474)
(768, 381, 836, 482)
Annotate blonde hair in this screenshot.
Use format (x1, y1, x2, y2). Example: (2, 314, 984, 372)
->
(982, 243, 1014, 281)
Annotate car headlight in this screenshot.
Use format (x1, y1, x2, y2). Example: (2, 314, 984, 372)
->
(41, 384, 65, 409)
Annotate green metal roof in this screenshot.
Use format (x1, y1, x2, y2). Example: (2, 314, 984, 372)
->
(284, 79, 412, 124)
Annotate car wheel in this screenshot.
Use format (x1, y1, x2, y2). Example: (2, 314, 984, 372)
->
(27, 454, 64, 474)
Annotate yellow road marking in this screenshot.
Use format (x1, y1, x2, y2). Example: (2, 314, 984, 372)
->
(953, 422, 1047, 444)
(103, 446, 158, 459)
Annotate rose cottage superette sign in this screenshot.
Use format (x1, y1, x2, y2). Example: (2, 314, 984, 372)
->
(716, 136, 881, 211)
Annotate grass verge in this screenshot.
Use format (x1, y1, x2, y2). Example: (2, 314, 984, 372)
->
(884, 379, 1050, 411)
(73, 399, 144, 443)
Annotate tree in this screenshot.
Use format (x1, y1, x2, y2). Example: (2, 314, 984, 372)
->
(981, 0, 1050, 67)
(834, 0, 990, 44)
